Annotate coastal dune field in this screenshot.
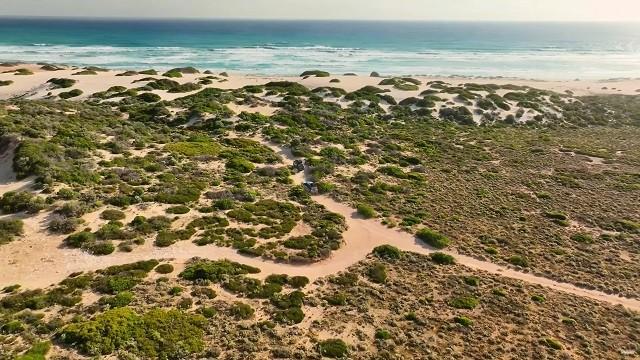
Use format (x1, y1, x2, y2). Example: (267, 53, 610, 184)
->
(0, 62, 639, 359)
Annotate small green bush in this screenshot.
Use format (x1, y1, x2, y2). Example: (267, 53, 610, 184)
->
(16, 341, 51, 360)
(375, 329, 391, 340)
(100, 209, 126, 221)
(47, 78, 76, 88)
(166, 205, 190, 214)
(416, 228, 450, 249)
(0, 219, 24, 244)
(226, 157, 255, 173)
(59, 89, 83, 99)
(288, 276, 310, 288)
(430, 252, 455, 265)
(454, 316, 473, 327)
(60, 307, 206, 358)
(87, 241, 115, 256)
(372, 244, 402, 260)
(508, 255, 529, 267)
(449, 295, 479, 309)
(318, 339, 348, 358)
(356, 203, 376, 219)
(531, 294, 546, 303)
(155, 264, 174, 274)
(368, 262, 388, 284)
(540, 338, 563, 350)
(230, 302, 254, 319)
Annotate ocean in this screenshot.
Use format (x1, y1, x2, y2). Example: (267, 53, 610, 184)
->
(1, 18, 639, 80)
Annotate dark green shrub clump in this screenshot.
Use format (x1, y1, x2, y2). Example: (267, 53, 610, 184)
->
(449, 295, 479, 309)
(375, 328, 392, 340)
(166, 205, 190, 214)
(508, 255, 529, 267)
(372, 244, 402, 260)
(416, 228, 450, 249)
(0, 219, 24, 244)
(230, 302, 254, 319)
(318, 339, 348, 358)
(179, 260, 260, 282)
(59, 89, 83, 99)
(47, 78, 76, 88)
(60, 307, 206, 358)
(155, 264, 174, 274)
(368, 262, 388, 284)
(356, 203, 376, 219)
(100, 209, 126, 221)
(430, 252, 455, 265)
(454, 316, 473, 327)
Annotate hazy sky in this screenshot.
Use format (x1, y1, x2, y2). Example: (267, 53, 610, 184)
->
(1, 0, 640, 21)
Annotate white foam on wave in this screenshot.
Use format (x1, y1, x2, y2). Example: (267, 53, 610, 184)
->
(1, 44, 639, 79)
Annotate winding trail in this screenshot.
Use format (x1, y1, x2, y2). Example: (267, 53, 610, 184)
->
(0, 140, 639, 312)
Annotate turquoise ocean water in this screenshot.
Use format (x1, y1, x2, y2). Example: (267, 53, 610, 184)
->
(0, 18, 639, 79)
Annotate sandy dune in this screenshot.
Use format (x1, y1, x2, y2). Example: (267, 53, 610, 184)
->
(1, 63, 640, 103)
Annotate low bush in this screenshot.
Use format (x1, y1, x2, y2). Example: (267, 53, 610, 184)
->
(372, 244, 402, 260)
(16, 341, 51, 360)
(454, 316, 473, 327)
(449, 295, 479, 309)
(179, 260, 260, 282)
(0, 191, 46, 214)
(0, 219, 24, 244)
(368, 262, 387, 284)
(416, 228, 450, 249)
(47, 78, 76, 89)
(100, 209, 126, 221)
(356, 203, 376, 219)
(166, 205, 190, 214)
(540, 338, 563, 350)
(155, 264, 174, 274)
(230, 302, 254, 319)
(59, 89, 83, 99)
(508, 255, 528, 267)
(60, 307, 206, 358)
(375, 328, 392, 340)
(430, 252, 455, 265)
(318, 339, 348, 358)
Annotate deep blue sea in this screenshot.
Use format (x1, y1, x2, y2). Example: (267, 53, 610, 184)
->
(1, 18, 639, 79)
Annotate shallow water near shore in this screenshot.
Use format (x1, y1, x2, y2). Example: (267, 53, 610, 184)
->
(1, 18, 640, 79)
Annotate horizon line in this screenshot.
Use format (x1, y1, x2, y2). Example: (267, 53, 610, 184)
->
(1, 15, 639, 23)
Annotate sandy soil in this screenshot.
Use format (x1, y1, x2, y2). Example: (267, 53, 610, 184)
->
(2, 63, 640, 103)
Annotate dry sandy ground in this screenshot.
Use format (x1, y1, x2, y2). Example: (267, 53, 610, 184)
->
(2, 63, 640, 103)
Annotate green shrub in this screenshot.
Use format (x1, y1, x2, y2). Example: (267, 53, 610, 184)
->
(540, 338, 563, 350)
(16, 341, 51, 360)
(570, 233, 593, 243)
(416, 228, 450, 249)
(273, 306, 305, 324)
(375, 329, 392, 340)
(288, 276, 310, 288)
(368, 262, 388, 284)
(226, 157, 255, 173)
(87, 241, 115, 256)
(356, 203, 376, 219)
(0, 219, 24, 244)
(155, 264, 174, 274)
(99, 291, 134, 308)
(318, 339, 348, 358)
(463, 276, 479, 286)
(137, 92, 161, 102)
(47, 78, 76, 88)
(449, 295, 479, 309)
(0, 80, 13, 86)
(508, 255, 529, 267)
(100, 209, 126, 221)
(179, 260, 260, 282)
(166, 205, 190, 214)
(372, 244, 402, 260)
(531, 294, 546, 303)
(165, 140, 221, 157)
(59, 89, 83, 99)
(60, 307, 206, 358)
(0, 191, 46, 213)
(1, 319, 24, 334)
(230, 302, 254, 319)
(326, 292, 348, 306)
(454, 316, 473, 327)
